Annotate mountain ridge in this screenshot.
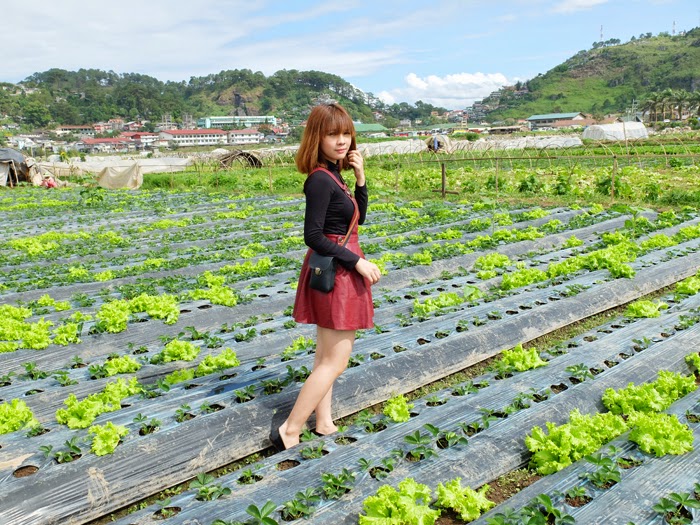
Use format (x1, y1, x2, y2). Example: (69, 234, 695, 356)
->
(2, 27, 700, 131)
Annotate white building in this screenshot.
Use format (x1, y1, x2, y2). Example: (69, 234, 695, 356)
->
(159, 129, 228, 147)
(132, 132, 159, 148)
(228, 128, 265, 145)
(54, 125, 96, 138)
(198, 115, 277, 129)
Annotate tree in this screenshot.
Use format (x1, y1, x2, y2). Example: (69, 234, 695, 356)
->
(641, 92, 662, 123)
(23, 100, 51, 128)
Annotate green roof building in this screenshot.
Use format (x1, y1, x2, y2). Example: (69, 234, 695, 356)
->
(353, 123, 389, 134)
(526, 112, 586, 129)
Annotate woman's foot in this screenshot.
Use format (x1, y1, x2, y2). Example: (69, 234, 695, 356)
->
(314, 422, 338, 436)
(278, 422, 299, 449)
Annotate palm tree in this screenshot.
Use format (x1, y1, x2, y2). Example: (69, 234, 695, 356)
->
(687, 91, 700, 118)
(660, 88, 676, 121)
(674, 89, 690, 121)
(641, 93, 662, 123)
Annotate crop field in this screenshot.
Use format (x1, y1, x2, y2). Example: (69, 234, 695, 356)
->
(1, 167, 700, 525)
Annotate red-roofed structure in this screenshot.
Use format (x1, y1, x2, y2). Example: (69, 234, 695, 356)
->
(77, 137, 134, 153)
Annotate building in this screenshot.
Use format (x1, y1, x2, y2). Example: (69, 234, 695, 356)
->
(526, 112, 586, 130)
(354, 123, 389, 135)
(198, 115, 277, 129)
(77, 137, 134, 153)
(159, 129, 228, 147)
(120, 132, 159, 149)
(54, 125, 95, 138)
(228, 128, 264, 145)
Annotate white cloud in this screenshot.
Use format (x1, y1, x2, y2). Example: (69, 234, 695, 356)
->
(377, 72, 511, 110)
(551, 0, 608, 14)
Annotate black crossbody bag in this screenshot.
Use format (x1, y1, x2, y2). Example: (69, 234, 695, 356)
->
(308, 168, 359, 293)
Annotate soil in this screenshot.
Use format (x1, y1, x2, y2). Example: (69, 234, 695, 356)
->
(13, 465, 39, 478)
(436, 507, 464, 524)
(486, 469, 542, 504)
(153, 506, 181, 520)
(276, 459, 300, 471)
(565, 494, 592, 507)
(686, 412, 700, 423)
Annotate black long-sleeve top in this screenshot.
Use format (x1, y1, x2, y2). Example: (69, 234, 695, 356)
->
(303, 163, 368, 269)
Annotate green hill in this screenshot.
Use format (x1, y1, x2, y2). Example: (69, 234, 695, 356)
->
(2, 27, 700, 131)
(0, 69, 448, 130)
(486, 27, 700, 120)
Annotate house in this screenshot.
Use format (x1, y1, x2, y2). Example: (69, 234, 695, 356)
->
(77, 137, 134, 154)
(489, 126, 525, 134)
(526, 112, 586, 130)
(228, 128, 264, 145)
(159, 129, 228, 147)
(131, 132, 159, 149)
(54, 125, 95, 138)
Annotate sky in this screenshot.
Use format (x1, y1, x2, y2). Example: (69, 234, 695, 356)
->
(2, 0, 699, 110)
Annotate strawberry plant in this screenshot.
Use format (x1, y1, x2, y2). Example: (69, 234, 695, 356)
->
(174, 404, 194, 422)
(234, 385, 256, 403)
(52, 370, 78, 387)
(356, 410, 387, 433)
(280, 488, 320, 521)
(653, 492, 700, 525)
(566, 363, 595, 383)
(321, 468, 357, 499)
(300, 442, 325, 460)
(519, 494, 575, 525)
(579, 453, 622, 489)
(54, 436, 83, 463)
(404, 430, 438, 461)
(190, 473, 231, 501)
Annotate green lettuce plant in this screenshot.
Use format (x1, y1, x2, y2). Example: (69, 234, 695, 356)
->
(383, 394, 414, 423)
(89, 421, 129, 455)
(435, 478, 495, 521)
(359, 477, 440, 525)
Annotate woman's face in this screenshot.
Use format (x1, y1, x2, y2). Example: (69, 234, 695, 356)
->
(320, 131, 352, 163)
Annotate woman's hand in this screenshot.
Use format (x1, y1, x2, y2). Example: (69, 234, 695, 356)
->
(347, 150, 365, 186)
(355, 258, 381, 285)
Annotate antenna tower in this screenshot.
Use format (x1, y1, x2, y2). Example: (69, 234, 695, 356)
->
(600, 25, 603, 41)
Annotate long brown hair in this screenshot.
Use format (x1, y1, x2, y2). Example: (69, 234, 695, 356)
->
(295, 102, 357, 175)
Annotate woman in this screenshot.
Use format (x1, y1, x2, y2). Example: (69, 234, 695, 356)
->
(271, 102, 381, 450)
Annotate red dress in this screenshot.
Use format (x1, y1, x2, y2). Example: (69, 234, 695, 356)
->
(293, 231, 374, 330)
(292, 168, 374, 331)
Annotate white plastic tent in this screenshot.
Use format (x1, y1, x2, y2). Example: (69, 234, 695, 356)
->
(582, 121, 648, 141)
(96, 163, 144, 189)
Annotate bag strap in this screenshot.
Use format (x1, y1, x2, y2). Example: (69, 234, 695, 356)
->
(312, 167, 359, 247)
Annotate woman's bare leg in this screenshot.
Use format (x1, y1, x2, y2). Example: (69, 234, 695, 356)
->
(278, 326, 354, 448)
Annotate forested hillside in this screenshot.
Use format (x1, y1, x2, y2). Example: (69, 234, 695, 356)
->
(488, 27, 700, 120)
(0, 68, 446, 129)
(2, 27, 700, 130)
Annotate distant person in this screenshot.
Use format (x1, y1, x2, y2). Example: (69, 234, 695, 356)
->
(270, 102, 381, 450)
